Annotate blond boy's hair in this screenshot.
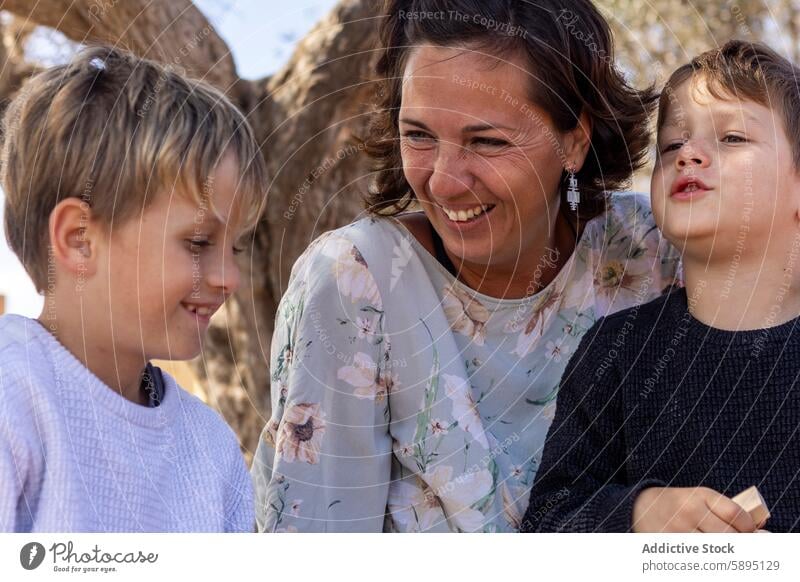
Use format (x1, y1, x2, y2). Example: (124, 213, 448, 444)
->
(1, 46, 266, 293)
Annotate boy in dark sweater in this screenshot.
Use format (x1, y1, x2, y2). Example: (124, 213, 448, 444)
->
(523, 40, 800, 533)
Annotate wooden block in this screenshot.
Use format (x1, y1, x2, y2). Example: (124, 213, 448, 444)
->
(732, 486, 771, 527)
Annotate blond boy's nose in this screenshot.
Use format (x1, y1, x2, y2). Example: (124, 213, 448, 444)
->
(207, 257, 240, 295)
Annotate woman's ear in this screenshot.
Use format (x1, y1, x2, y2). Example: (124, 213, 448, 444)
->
(48, 198, 100, 284)
(563, 110, 593, 172)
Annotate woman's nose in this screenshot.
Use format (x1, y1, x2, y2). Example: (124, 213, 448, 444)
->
(428, 142, 475, 199)
(675, 140, 711, 169)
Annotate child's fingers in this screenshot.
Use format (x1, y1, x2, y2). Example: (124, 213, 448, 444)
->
(705, 492, 757, 532)
(695, 507, 742, 533)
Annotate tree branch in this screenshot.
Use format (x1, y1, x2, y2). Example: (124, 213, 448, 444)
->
(1, 0, 240, 93)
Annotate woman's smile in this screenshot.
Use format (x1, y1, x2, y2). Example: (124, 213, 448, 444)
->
(436, 202, 497, 232)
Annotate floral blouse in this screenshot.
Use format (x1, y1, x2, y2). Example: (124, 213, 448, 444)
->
(252, 193, 682, 532)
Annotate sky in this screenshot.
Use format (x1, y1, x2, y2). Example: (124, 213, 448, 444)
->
(0, 0, 339, 316)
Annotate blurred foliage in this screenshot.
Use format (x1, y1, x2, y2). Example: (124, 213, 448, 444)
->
(599, 0, 799, 86)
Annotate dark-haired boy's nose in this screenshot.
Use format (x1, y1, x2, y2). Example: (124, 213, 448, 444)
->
(675, 140, 710, 169)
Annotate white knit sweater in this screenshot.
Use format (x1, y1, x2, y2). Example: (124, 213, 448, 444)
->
(0, 314, 254, 532)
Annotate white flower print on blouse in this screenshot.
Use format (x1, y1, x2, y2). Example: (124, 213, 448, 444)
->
(324, 236, 383, 309)
(388, 465, 493, 532)
(510, 287, 563, 358)
(442, 373, 489, 448)
(337, 352, 397, 402)
(442, 283, 490, 345)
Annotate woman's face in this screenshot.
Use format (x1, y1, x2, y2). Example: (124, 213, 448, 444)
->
(399, 45, 588, 273)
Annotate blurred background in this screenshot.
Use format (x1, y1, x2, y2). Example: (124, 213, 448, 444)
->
(0, 0, 797, 458)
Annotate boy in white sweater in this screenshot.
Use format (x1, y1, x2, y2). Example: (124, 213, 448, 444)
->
(0, 46, 266, 532)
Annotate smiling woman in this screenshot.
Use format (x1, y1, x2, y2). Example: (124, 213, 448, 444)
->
(251, 0, 683, 533)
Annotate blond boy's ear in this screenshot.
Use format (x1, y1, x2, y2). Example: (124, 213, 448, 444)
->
(48, 198, 99, 284)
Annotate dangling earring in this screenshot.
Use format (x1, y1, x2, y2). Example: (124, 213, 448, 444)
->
(567, 167, 580, 211)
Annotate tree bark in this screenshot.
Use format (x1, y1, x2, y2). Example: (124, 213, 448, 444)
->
(205, 0, 381, 458)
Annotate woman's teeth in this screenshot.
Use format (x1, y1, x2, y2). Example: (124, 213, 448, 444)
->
(442, 205, 494, 222)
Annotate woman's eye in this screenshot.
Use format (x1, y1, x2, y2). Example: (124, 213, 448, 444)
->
(473, 137, 509, 148)
(722, 134, 747, 144)
(402, 131, 434, 143)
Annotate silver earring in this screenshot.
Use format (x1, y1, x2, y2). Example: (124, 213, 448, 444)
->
(567, 167, 580, 211)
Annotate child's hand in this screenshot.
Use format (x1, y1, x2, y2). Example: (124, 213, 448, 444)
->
(632, 487, 757, 532)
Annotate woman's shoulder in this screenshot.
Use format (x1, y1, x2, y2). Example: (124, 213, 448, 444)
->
(297, 215, 407, 264)
(583, 191, 669, 251)
(290, 214, 428, 290)
(283, 216, 415, 313)
(591, 191, 655, 230)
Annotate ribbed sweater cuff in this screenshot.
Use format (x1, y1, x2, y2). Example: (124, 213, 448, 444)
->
(596, 479, 666, 532)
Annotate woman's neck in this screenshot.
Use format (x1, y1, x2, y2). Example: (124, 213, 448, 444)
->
(447, 209, 580, 299)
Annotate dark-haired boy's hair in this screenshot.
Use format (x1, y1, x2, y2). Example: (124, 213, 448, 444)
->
(657, 39, 800, 168)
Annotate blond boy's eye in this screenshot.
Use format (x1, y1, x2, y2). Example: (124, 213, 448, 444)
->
(232, 246, 244, 256)
(186, 239, 211, 252)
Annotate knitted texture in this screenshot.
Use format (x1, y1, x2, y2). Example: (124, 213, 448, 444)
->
(524, 288, 800, 532)
(0, 314, 254, 532)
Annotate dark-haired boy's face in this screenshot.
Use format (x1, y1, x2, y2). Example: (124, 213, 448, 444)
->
(651, 75, 800, 261)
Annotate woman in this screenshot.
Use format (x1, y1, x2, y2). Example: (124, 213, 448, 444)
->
(252, 0, 681, 532)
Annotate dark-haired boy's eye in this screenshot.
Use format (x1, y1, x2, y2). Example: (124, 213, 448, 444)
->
(660, 141, 684, 153)
(722, 134, 747, 143)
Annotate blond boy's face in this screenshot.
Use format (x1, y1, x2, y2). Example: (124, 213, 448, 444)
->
(651, 75, 800, 259)
(92, 154, 245, 362)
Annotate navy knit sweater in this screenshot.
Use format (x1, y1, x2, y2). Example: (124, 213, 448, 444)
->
(523, 287, 800, 532)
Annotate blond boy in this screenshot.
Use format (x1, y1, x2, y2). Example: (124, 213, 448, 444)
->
(0, 46, 265, 532)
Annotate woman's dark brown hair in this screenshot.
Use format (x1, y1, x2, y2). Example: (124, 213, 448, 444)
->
(364, 0, 658, 221)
